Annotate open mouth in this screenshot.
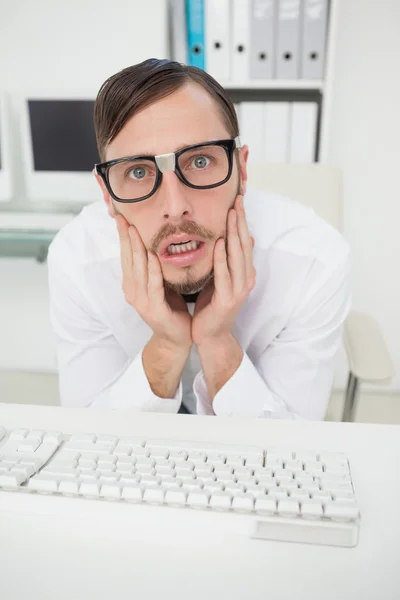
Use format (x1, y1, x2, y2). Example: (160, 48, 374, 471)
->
(167, 240, 202, 255)
(160, 240, 206, 267)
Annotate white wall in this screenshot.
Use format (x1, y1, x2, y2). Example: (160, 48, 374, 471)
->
(0, 0, 168, 371)
(0, 0, 398, 392)
(327, 0, 400, 390)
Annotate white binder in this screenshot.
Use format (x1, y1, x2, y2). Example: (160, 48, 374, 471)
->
(301, 0, 329, 79)
(264, 102, 290, 163)
(168, 0, 187, 63)
(250, 0, 276, 80)
(240, 102, 265, 163)
(232, 0, 251, 81)
(205, 0, 231, 81)
(276, 0, 302, 79)
(288, 102, 318, 163)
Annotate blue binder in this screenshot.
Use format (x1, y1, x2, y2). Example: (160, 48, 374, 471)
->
(186, 0, 205, 69)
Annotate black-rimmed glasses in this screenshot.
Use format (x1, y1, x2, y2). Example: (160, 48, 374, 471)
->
(94, 137, 241, 203)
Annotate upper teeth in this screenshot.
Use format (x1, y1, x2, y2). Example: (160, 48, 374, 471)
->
(167, 240, 200, 254)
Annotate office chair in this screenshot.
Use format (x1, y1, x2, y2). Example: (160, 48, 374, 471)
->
(246, 163, 395, 422)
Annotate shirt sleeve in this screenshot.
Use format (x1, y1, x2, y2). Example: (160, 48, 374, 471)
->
(194, 250, 352, 421)
(47, 244, 182, 412)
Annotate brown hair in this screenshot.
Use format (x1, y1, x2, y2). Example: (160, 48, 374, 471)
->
(94, 58, 239, 161)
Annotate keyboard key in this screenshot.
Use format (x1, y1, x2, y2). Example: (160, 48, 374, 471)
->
(209, 491, 232, 510)
(232, 493, 254, 513)
(26, 430, 45, 442)
(79, 482, 101, 497)
(255, 497, 276, 515)
(9, 429, 28, 440)
(18, 439, 40, 452)
(161, 477, 181, 489)
(27, 475, 59, 492)
(224, 482, 245, 496)
(244, 484, 267, 499)
(284, 460, 304, 473)
(324, 503, 359, 521)
(0, 472, 27, 487)
(265, 457, 283, 469)
(11, 465, 35, 478)
(165, 486, 189, 506)
(290, 490, 310, 502)
(301, 501, 323, 519)
(278, 499, 300, 518)
(114, 444, 133, 457)
(187, 489, 211, 508)
(100, 483, 122, 500)
(225, 453, 245, 466)
(121, 484, 143, 502)
(43, 431, 64, 444)
(143, 487, 165, 504)
(202, 481, 224, 493)
(187, 451, 207, 463)
(59, 479, 80, 494)
(147, 447, 170, 459)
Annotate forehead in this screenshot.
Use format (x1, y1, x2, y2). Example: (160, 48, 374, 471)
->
(106, 82, 231, 161)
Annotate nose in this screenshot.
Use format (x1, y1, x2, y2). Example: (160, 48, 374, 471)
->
(158, 170, 193, 221)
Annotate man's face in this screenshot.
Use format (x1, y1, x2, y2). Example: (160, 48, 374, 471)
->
(96, 82, 249, 296)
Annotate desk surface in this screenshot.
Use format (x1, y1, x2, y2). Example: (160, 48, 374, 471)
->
(0, 403, 399, 600)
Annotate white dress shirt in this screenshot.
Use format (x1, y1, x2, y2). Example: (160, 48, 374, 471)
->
(47, 188, 351, 420)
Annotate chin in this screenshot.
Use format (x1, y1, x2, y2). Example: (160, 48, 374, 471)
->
(163, 265, 214, 296)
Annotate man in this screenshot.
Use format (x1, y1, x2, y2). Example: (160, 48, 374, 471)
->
(48, 58, 351, 419)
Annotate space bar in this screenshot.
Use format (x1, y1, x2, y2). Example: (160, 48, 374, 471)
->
(144, 439, 264, 455)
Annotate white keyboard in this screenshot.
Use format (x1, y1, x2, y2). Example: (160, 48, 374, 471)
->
(0, 426, 360, 547)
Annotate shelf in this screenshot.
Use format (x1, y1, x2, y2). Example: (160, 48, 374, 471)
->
(221, 80, 324, 91)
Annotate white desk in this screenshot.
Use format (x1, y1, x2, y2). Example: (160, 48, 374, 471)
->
(0, 403, 399, 600)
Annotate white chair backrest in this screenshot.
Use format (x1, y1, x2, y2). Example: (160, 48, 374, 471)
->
(246, 163, 343, 231)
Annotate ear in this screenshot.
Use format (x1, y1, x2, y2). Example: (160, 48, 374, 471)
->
(93, 169, 117, 218)
(238, 144, 249, 196)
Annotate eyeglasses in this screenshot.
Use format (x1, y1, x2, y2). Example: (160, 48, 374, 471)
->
(94, 137, 241, 203)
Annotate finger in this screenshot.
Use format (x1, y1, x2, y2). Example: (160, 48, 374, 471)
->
(116, 215, 134, 282)
(213, 238, 232, 303)
(235, 196, 256, 286)
(227, 208, 246, 296)
(128, 225, 148, 294)
(147, 251, 165, 303)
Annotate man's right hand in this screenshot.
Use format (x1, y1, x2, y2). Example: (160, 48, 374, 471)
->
(116, 215, 192, 352)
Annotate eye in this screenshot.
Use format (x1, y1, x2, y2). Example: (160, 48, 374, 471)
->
(128, 166, 149, 180)
(190, 155, 211, 169)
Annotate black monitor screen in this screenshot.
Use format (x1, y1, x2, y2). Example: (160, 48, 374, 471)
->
(29, 100, 99, 171)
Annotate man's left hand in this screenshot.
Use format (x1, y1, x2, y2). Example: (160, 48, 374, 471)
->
(192, 194, 256, 347)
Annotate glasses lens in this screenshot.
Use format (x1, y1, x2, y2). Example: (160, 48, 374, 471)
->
(108, 158, 157, 200)
(177, 144, 229, 187)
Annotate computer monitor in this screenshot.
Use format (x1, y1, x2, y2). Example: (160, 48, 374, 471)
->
(0, 93, 13, 202)
(21, 97, 101, 204)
